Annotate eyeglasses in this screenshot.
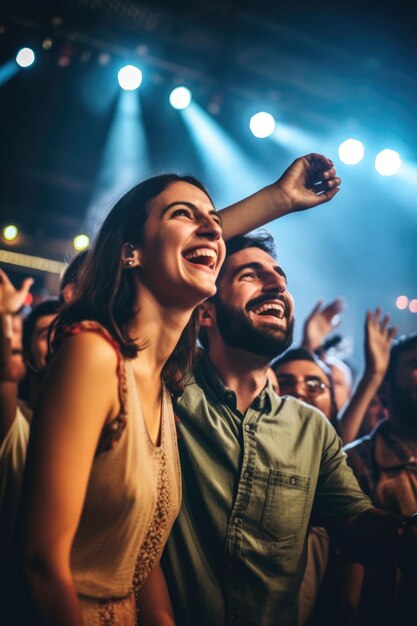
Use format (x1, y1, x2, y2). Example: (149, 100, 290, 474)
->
(276, 375, 329, 397)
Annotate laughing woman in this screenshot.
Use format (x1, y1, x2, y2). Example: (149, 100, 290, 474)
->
(19, 155, 340, 625)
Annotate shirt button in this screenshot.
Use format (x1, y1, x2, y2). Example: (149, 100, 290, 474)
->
(233, 516, 240, 525)
(289, 476, 296, 485)
(243, 471, 250, 479)
(245, 424, 251, 432)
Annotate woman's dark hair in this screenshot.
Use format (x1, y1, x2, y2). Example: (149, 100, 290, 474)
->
(53, 174, 212, 394)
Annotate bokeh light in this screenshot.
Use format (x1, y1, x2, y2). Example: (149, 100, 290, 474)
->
(3, 224, 18, 241)
(375, 149, 401, 176)
(73, 234, 90, 251)
(169, 86, 192, 110)
(409, 299, 417, 313)
(249, 112, 276, 138)
(396, 295, 409, 310)
(338, 138, 365, 165)
(16, 47, 35, 68)
(117, 65, 143, 91)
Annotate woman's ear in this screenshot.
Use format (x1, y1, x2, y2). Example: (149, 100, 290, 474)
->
(198, 301, 216, 328)
(121, 243, 141, 268)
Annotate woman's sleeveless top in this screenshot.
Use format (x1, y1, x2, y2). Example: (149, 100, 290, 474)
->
(60, 322, 181, 603)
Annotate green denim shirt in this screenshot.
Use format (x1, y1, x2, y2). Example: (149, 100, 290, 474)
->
(163, 353, 371, 626)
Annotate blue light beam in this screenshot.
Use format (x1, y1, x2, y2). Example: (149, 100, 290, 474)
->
(180, 102, 270, 206)
(84, 89, 151, 234)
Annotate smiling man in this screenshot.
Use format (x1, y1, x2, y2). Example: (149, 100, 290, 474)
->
(162, 232, 408, 626)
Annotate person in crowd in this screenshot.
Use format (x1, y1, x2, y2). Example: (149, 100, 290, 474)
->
(0, 271, 60, 622)
(341, 333, 417, 625)
(18, 154, 342, 625)
(162, 232, 417, 626)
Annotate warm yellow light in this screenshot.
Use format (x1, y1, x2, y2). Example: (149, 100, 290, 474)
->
(0, 249, 65, 274)
(3, 225, 18, 241)
(73, 234, 90, 251)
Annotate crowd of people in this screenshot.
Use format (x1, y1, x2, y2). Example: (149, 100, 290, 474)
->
(0, 153, 416, 626)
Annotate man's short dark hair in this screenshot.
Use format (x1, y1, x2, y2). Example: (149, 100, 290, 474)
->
(23, 299, 61, 354)
(217, 231, 277, 282)
(386, 333, 417, 385)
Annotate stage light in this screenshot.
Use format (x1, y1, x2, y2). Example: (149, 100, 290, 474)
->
(16, 47, 35, 68)
(73, 234, 90, 251)
(117, 65, 142, 91)
(396, 295, 408, 310)
(409, 299, 417, 313)
(338, 139, 364, 165)
(249, 112, 276, 138)
(3, 224, 18, 241)
(169, 86, 192, 110)
(375, 149, 401, 176)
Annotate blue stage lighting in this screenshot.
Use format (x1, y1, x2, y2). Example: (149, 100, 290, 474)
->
(117, 65, 143, 91)
(169, 86, 192, 110)
(249, 112, 275, 138)
(338, 138, 364, 165)
(375, 149, 401, 176)
(16, 48, 35, 68)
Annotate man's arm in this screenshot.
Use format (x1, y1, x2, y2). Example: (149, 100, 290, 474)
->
(218, 153, 341, 240)
(326, 507, 417, 573)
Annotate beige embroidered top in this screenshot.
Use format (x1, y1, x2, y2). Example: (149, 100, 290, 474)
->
(63, 322, 181, 599)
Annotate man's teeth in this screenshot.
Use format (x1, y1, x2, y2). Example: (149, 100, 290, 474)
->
(252, 303, 285, 318)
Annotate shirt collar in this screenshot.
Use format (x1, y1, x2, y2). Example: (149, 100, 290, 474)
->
(196, 351, 274, 414)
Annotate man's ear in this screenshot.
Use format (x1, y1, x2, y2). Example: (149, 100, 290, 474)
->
(198, 301, 217, 328)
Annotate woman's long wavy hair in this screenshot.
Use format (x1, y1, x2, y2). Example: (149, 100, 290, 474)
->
(53, 174, 213, 395)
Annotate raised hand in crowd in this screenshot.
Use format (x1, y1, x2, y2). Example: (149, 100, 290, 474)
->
(301, 298, 344, 353)
(337, 308, 396, 444)
(0, 268, 33, 316)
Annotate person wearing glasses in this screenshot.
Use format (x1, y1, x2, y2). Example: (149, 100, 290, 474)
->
(272, 348, 337, 424)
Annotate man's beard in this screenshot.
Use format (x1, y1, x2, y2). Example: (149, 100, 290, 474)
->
(214, 296, 294, 359)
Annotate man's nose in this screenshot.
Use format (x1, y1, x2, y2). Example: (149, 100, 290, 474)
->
(262, 271, 286, 293)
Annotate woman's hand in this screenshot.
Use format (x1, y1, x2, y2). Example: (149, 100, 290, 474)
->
(272, 153, 341, 215)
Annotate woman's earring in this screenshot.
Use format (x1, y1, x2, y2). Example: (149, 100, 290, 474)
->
(127, 260, 133, 266)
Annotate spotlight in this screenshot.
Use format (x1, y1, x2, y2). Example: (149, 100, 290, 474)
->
(16, 47, 35, 68)
(396, 295, 408, 310)
(169, 86, 192, 110)
(3, 224, 18, 241)
(338, 138, 364, 165)
(73, 234, 90, 251)
(375, 149, 401, 176)
(117, 65, 142, 91)
(249, 112, 275, 138)
(409, 299, 417, 314)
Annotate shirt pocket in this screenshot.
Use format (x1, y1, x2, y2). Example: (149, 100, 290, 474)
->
(261, 469, 311, 542)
